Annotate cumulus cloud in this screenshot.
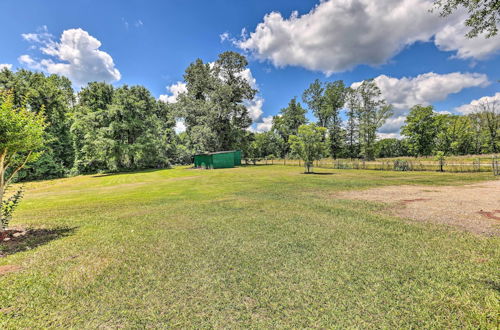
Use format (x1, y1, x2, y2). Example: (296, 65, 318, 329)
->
(0, 64, 12, 70)
(254, 115, 274, 133)
(237, 0, 500, 74)
(159, 81, 188, 103)
(352, 72, 489, 113)
(352, 72, 490, 136)
(377, 116, 406, 138)
(20, 27, 121, 86)
(435, 22, 500, 59)
(455, 92, 500, 114)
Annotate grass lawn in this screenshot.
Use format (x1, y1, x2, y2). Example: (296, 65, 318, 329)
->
(0, 166, 499, 328)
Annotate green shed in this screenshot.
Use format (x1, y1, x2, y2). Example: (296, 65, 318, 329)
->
(194, 150, 242, 169)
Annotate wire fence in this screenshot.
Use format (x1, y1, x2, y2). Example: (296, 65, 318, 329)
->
(253, 156, 500, 174)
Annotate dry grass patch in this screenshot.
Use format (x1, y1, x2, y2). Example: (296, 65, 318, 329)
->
(337, 180, 500, 236)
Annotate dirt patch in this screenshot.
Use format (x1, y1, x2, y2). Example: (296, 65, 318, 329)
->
(0, 265, 21, 276)
(337, 180, 500, 236)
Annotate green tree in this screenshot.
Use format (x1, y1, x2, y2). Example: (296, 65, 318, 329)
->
(435, 114, 475, 155)
(178, 52, 257, 153)
(433, 0, 500, 38)
(344, 88, 360, 159)
(302, 79, 326, 126)
(272, 97, 307, 156)
(474, 99, 499, 153)
(0, 91, 46, 230)
(71, 82, 115, 173)
(302, 80, 347, 158)
(323, 81, 347, 159)
(401, 105, 438, 157)
(350, 81, 393, 160)
(289, 124, 327, 173)
(0, 69, 75, 180)
(375, 138, 409, 158)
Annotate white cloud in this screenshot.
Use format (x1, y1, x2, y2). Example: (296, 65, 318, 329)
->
(20, 27, 121, 86)
(159, 81, 188, 103)
(435, 22, 500, 60)
(237, 0, 499, 74)
(455, 92, 500, 114)
(255, 115, 274, 132)
(219, 32, 230, 43)
(174, 120, 186, 134)
(245, 97, 264, 122)
(377, 116, 406, 138)
(352, 72, 489, 114)
(0, 64, 12, 70)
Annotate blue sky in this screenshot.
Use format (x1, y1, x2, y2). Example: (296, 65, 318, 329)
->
(0, 0, 499, 135)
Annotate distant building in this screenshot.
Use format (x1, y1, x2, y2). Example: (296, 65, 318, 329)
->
(193, 150, 242, 169)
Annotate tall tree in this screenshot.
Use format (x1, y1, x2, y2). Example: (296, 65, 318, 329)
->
(344, 88, 360, 159)
(272, 97, 307, 156)
(302, 79, 326, 126)
(350, 80, 392, 160)
(0, 91, 46, 230)
(474, 99, 500, 153)
(435, 114, 475, 155)
(178, 52, 257, 153)
(323, 81, 347, 159)
(401, 105, 438, 157)
(433, 0, 500, 38)
(71, 82, 115, 173)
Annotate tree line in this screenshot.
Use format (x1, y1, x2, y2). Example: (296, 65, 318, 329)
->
(0, 51, 499, 181)
(245, 81, 499, 164)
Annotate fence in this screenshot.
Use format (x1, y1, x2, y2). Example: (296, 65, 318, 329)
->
(254, 156, 500, 174)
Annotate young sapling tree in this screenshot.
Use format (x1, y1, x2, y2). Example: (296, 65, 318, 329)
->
(289, 124, 327, 173)
(0, 91, 46, 230)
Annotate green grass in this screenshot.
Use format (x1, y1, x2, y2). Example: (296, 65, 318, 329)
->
(1, 166, 499, 328)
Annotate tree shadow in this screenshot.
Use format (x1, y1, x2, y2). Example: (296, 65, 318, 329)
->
(91, 168, 168, 178)
(0, 227, 76, 257)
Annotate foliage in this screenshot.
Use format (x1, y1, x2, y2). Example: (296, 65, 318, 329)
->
(434, 151, 446, 172)
(0, 91, 46, 230)
(272, 97, 307, 157)
(433, 0, 500, 38)
(401, 105, 438, 157)
(375, 138, 408, 158)
(303, 79, 347, 159)
(0, 69, 75, 180)
(289, 124, 327, 173)
(178, 52, 256, 153)
(348, 80, 392, 160)
(393, 159, 411, 171)
(72, 83, 176, 172)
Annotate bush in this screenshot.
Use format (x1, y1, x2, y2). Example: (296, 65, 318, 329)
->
(394, 159, 410, 171)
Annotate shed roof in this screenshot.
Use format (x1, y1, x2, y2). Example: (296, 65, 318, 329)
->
(194, 150, 239, 156)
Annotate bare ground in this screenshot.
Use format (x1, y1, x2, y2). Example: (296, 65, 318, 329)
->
(337, 179, 500, 236)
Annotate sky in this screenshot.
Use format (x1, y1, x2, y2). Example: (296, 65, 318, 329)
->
(0, 0, 499, 136)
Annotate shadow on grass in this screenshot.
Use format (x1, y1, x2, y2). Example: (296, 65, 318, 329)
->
(301, 172, 335, 175)
(0, 227, 76, 257)
(91, 167, 169, 178)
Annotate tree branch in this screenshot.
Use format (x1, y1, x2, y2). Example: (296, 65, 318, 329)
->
(5, 151, 32, 186)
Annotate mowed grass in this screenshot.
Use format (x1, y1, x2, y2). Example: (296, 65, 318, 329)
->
(0, 166, 499, 328)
